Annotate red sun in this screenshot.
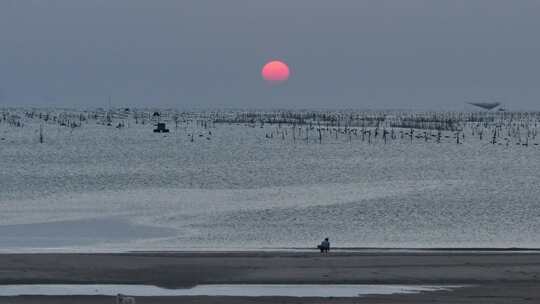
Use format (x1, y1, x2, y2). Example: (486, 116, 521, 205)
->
(261, 60, 290, 84)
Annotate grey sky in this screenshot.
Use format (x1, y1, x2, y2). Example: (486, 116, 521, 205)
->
(1, 0, 540, 110)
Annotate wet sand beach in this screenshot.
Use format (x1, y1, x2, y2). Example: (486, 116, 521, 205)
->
(0, 251, 539, 303)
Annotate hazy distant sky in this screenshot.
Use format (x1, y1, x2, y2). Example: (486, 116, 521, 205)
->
(1, 0, 540, 110)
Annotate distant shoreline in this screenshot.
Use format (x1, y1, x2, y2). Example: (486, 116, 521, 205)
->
(1, 247, 540, 255)
(268, 246, 540, 251)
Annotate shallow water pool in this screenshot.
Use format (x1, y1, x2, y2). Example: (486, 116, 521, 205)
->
(0, 284, 461, 297)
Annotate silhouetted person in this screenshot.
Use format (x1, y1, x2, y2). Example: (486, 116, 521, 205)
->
(317, 237, 330, 253)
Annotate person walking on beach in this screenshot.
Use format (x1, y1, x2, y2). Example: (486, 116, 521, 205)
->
(318, 237, 330, 254)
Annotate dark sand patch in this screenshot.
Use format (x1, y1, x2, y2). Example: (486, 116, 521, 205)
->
(0, 251, 539, 303)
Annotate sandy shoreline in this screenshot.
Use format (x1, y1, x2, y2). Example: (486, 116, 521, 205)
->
(0, 251, 539, 303)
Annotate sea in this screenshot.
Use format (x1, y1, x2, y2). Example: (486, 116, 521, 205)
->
(1, 110, 539, 252)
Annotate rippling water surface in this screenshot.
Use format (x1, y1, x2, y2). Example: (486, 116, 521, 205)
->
(1, 119, 539, 251)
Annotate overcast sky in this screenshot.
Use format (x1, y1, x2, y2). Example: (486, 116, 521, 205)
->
(1, 0, 540, 110)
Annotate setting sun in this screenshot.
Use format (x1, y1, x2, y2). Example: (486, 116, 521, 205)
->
(261, 60, 290, 84)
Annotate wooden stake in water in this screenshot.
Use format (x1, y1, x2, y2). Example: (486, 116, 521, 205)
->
(39, 124, 44, 144)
